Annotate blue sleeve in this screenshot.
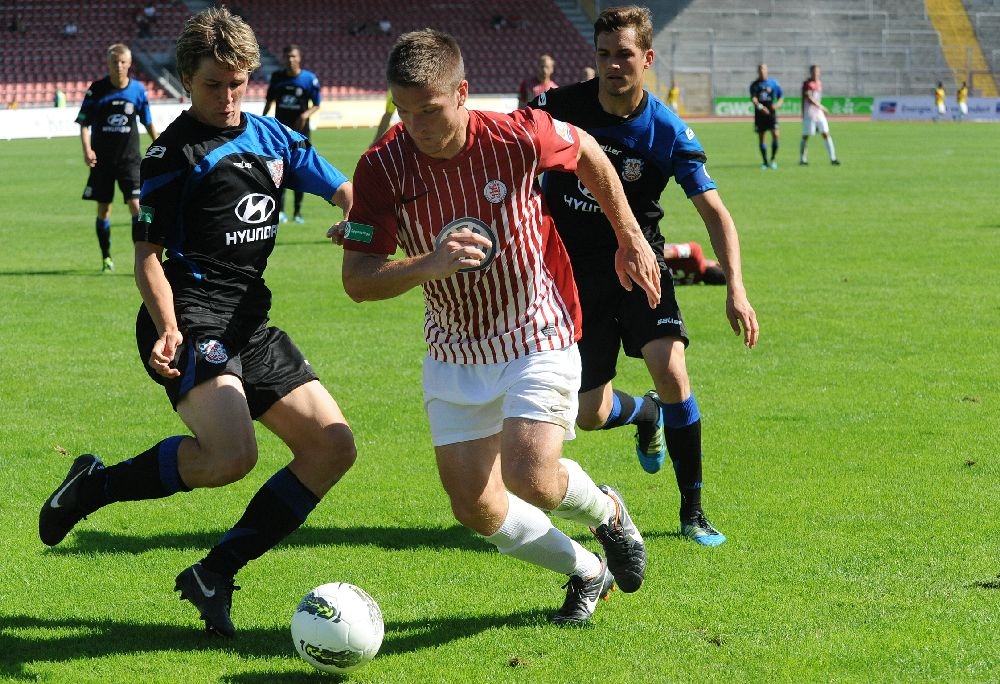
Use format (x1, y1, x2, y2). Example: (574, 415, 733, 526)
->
(670, 125, 717, 198)
(310, 75, 322, 105)
(775, 81, 784, 99)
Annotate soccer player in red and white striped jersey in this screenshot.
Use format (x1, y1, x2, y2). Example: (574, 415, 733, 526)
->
(337, 29, 659, 625)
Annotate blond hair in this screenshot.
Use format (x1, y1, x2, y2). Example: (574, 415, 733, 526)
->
(175, 6, 260, 81)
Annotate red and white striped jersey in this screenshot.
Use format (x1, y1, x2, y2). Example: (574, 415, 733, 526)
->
(345, 107, 583, 364)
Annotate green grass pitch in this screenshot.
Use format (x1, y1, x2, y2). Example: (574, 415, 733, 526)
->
(1, 118, 998, 682)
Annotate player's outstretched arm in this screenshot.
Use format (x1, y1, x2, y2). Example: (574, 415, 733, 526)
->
(691, 191, 759, 349)
(573, 128, 660, 308)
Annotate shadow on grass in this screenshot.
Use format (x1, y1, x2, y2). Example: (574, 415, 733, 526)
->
(42, 524, 492, 556)
(43, 524, 682, 557)
(0, 609, 547, 682)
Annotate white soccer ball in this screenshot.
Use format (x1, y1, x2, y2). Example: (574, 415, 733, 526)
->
(291, 582, 384, 674)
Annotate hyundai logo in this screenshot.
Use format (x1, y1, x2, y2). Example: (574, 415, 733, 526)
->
(235, 193, 276, 224)
(107, 114, 129, 126)
(577, 179, 595, 201)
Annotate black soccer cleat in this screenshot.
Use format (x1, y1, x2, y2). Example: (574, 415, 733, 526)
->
(591, 485, 646, 593)
(550, 554, 615, 626)
(39, 453, 104, 546)
(175, 563, 240, 638)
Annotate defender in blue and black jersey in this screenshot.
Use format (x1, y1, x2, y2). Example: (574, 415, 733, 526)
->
(39, 7, 356, 639)
(76, 43, 158, 271)
(531, 5, 758, 547)
(263, 44, 322, 223)
(749, 63, 784, 168)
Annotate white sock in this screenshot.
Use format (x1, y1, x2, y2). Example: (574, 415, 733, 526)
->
(484, 492, 600, 578)
(799, 139, 807, 162)
(825, 136, 837, 160)
(551, 458, 614, 527)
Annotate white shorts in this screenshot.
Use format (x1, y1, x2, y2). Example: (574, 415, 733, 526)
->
(959, 102, 968, 115)
(423, 345, 580, 446)
(802, 111, 829, 136)
(937, 102, 946, 115)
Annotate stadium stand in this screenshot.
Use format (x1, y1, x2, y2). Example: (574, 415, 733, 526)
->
(0, 0, 595, 107)
(646, 0, 997, 112)
(0, 1, 188, 107)
(2, 0, 995, 112)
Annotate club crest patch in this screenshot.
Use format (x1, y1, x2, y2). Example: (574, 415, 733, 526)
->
(622, 157, 644, 182)
(266, 159, 284, 188)
(483, 179, 507, 204)
(436, 217, 498, 273)
(198, 339, 229, 364)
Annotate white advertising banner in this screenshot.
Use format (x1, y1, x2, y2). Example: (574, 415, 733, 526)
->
(872, 96, 1000, 121)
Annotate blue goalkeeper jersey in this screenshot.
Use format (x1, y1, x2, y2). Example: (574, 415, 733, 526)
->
(135, 111, 347, 320)
(531, 78, 716, 264)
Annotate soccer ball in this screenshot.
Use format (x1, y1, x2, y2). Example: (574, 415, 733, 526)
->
(291, 582, 384, 674)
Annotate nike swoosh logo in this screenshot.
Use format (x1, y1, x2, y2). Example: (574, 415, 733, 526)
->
(401, 192, 429, 204)
(582, 595, 598, 614)
(49, 464, 93, 509)
(191, 567, 216, 598)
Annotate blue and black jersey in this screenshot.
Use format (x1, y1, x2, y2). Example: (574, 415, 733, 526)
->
(135, 111, 348, 326)
(530, 78, 716, 265)
(750, 77, 783, 108)
(266, 68, 321, 129)
(75, 77, 153, 165)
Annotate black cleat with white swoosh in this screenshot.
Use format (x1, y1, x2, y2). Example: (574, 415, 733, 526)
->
(550, 554, 615, 626)
(175, 563, 240, 638)
(39, 453, 104, 546)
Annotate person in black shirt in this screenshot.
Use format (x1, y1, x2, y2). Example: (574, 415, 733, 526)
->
(40, 7, 356, 639)
(76, 43, 158, 271)
(263, 44, 322, 223)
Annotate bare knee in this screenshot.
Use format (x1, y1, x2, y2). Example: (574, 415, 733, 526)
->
(207, 442, 258, 486)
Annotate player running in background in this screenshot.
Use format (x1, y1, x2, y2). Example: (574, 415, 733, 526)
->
(40, 6, 357, 638)
(263, 44, 322, 223)
(531, 5, 758, 547)
(76, 43, 158, 272)
(799, 64, 840, 166)
(337, 28, 656, 625)
(749, 63, 783, 169)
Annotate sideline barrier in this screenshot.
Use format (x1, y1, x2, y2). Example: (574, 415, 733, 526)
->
(871, 96, 1000, 121)
(0, 96, 520, 141)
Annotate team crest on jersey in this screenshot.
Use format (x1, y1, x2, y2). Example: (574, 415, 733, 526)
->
(198, 339, 229, 364)
(436, 217, 498, 273)
(266, 159, 284, 188)
(552, 119, 575, 144)
(483, 179, 507, 204)
(144, 145, 166, 158)
(684, 127, 695, 141)
(576, 179, 595, 201)
(124, 102, 134, 115)
(622, 157, 644, 182)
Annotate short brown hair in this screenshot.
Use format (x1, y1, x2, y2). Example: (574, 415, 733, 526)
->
(175, 6, 260, 82)
(387, 29, 464, 91)
(594, 5, 653, 52)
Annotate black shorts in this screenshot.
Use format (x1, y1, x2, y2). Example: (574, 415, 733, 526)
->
(754, 111, 779, 134)
(576, 265, 689, 393)
(82, 160, 140, 204)
(136, 304, 319, 418)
